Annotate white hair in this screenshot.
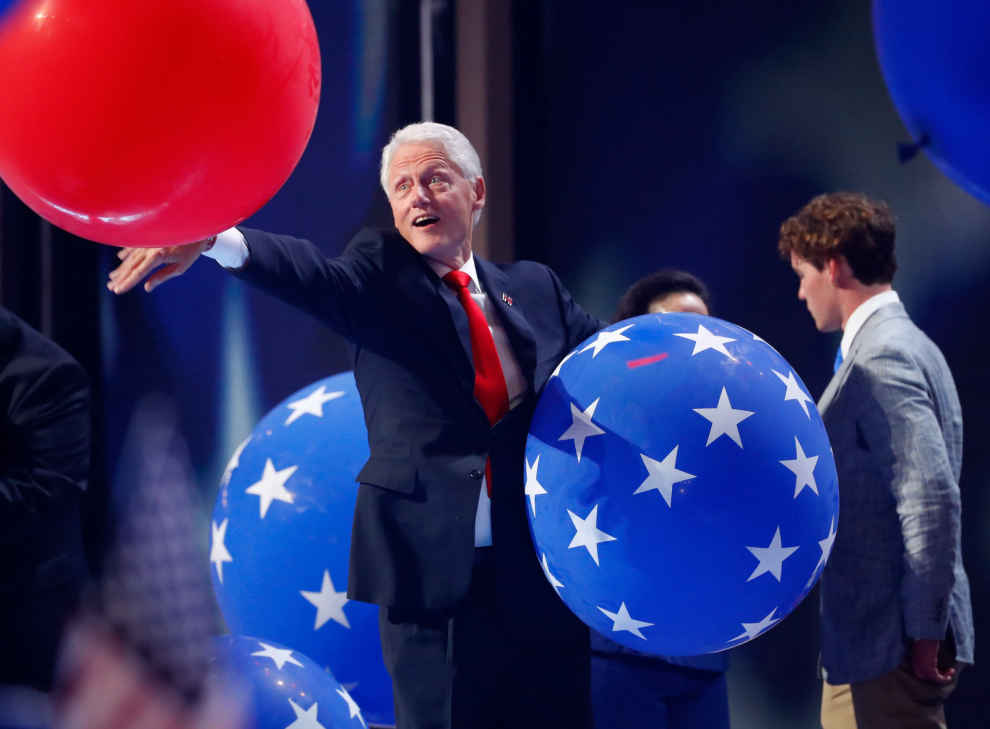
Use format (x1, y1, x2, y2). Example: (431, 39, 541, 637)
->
(379, 122, 485, 226)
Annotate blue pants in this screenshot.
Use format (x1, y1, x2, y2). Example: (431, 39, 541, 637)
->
(591, 653, 730, 729)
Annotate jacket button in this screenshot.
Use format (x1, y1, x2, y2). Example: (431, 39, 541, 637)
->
(468, 469, 483, 480)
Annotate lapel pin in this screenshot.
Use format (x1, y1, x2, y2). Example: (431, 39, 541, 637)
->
(501, 292, 513, 306)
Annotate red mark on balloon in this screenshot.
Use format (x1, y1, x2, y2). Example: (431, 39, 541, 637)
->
(626, 353, 669, 369)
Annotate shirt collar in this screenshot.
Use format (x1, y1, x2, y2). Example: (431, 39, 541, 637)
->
(840, 289, 900, 357)
(427, 254, 483, 294)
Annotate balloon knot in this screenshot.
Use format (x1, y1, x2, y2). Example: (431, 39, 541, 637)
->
(897, 133, 930, 163)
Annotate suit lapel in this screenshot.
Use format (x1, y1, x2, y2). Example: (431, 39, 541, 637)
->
(817, 302, 906, 414)
(388, 236, 476, 397)
(475, 258, 538, 392)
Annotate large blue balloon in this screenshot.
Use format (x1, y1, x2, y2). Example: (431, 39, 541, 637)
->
(874, 0, 990, 203)
(526, 314, 838, 656)
(215, 634, 368, 729)
(0, 0, 19, 23)
(210, 372, 393, 725)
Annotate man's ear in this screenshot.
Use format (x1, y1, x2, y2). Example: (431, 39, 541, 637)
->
(827, 255, 854, 287)
(824, 257, 839, 284)
(472, 176, 487, 210)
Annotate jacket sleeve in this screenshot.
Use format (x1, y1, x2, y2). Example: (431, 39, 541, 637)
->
(0, 310, 91, 539)
(230, 227, 386, 341)
(546, 266, 605, 351)
(857, 347, 960, 639)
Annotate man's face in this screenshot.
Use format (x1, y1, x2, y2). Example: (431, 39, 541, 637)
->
(647, 291, 709, 316)
(386, 142, 485, 261)
(790, 252, 841, 332)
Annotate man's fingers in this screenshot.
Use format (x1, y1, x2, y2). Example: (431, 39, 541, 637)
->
(109, 249, 166, 293)
(144, 262, 183, 292)
(107, 241, 205, 294)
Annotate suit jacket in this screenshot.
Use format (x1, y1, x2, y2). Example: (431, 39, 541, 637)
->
(0, 306, 91, 689)
(817, 301, 974, 684)
(233, 228, 603, 625)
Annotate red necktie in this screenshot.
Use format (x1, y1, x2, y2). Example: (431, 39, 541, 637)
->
(443, 270, 510, 497)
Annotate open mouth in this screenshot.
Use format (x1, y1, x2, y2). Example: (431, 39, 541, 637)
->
(413, 215, 439, 228)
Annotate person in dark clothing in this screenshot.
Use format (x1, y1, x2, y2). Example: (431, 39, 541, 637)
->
(0, 305, 91, 691)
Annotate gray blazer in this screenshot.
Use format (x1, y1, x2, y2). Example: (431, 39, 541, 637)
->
(817, 301, 974, 684)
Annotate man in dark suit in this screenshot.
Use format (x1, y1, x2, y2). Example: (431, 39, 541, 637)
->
(778, 193, 974, 729)
(0, 306, 91, 692)
(108, 122, 604, 729)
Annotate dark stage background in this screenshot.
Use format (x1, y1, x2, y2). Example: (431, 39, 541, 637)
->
(1, 0, 986, 726)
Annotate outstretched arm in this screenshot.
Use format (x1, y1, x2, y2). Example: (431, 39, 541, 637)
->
(107, 237, 217, 294)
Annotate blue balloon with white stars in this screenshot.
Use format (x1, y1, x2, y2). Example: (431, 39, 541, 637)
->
(215, 634, 368, 729)
(526, 313, 838, 656)
(210, 372, 393, 725)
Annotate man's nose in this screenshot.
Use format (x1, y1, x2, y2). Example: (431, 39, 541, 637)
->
(412, 184, 431, 204)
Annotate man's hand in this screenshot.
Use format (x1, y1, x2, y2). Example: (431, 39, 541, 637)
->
(107, 237, 215, 294)
(910, 638, 956, 684)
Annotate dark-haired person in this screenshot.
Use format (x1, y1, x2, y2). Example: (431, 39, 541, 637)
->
(779, 192, 974, 729)
(593, 269, 731, 729)
(613, 268, 711, 321)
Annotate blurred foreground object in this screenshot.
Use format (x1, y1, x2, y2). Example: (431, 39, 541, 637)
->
(53, 395, 243, 729)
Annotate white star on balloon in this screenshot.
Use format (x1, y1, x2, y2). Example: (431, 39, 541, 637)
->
(220, 437, 250, 487)
(559, 397, 605, 462)
(336, 687, 366, 727)
(245, 459, 297, 518)
(300, 570, 351, 630)
(633, 446, 695, 507)
(772, 369, 814, 418)
(251, 641, 303, 670)
(780, 436, 820, 498)
(550, 349, 577, 379)
(579, 324, 634, 358)
(805, 518, 837, 589)
(693, 387, 755, 447)
(674, 324, 736, 360)
(541, 553, 564, 592)
(285, 385, 346, 426)
(598, 602, 654, 640)
(524, 455, 547, 517)
(286, 699, 326, 729)
(730, 608, 780, 643)
(210, 518, 233, 583)
(567, 504, 617, 566)
(746, 527, 800, 582)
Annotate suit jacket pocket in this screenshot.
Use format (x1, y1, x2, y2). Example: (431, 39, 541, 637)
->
(356, 456, 417, 494)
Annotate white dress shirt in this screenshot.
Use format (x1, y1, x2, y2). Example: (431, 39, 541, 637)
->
(840, 289, 900, 359)
(204, 229, 526, 546)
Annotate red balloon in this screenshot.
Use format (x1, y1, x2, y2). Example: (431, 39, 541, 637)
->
(0, 0, 320, 246)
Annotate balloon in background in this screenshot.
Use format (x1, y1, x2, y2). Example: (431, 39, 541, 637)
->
(215, 634, 368, 729)
(0, 0, 21, 25)
(527, 314, 838, 656)
(211, 372, 393, 726)
(0, 0, 320, 246)
(873, 0, 990, 204)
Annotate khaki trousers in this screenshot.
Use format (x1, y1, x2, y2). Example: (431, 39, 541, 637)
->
(821, 662, 961, 729)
